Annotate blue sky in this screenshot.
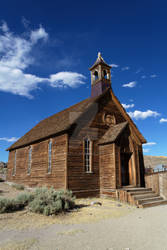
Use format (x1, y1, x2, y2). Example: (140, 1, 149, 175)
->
(0, 0, 167, 162)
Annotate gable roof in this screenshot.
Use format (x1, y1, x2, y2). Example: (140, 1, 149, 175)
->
(7, 89, 108, 151)
(7, 88, 146, 151)
(7, 98, 93, 151)
(98, 122, 128, 145)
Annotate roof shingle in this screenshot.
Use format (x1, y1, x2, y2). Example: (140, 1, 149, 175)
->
(98, 121, 128, 145)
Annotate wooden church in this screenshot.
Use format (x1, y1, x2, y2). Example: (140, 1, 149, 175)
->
(7, 53, 146, 198)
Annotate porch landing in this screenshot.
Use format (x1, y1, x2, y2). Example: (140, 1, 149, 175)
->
(101, 187, 167, 208)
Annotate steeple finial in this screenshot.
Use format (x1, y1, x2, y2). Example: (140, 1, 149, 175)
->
(98, 52, 101, 58)
(98, 52, 103, 61)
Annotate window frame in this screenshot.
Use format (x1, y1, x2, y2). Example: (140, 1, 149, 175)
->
(83, 138, 93, 173)
(27, 146, 32, 175)
(47, 139, 52, 174)
(12, 150, 17, 176)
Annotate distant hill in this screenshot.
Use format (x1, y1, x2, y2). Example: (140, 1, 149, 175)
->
(144, 155, 167, 168)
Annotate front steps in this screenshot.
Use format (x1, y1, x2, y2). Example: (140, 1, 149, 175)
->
(117, 187, 167, 208)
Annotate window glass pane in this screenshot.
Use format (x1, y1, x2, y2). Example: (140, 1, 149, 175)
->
(48, 140, 52, 173)
(28, 147, 32, 174)
(12, 151, 17, 176)
(84, 139, 91, 172)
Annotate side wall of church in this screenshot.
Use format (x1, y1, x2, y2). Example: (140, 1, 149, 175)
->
(7, 134, 68, 189)
(67, 94, 127, 197)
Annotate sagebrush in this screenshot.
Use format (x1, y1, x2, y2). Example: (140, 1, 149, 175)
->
(0, 197, 23, 213)
(0, 187, 75, 215)
(29, 187, 75, 216)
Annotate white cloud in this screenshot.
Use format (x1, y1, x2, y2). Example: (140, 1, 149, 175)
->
(160, 118, 167, 123)
(110, 64, 119, 68)
(143, 148, 150, 153)
(0, 137, 19, 142)
(0, 21, 9, 32)
(30, 25, 48, 44)
(150, 74, 157, 78)
(143, 142, 156, 146)
(0, 21, 86, 98)
(122, 103, 135, 109)
(121, 66, 130, 71)
(122, 81, 136, 88)
(141, 75, 146, 79)
(128, 110, 160, 120)
(49, 72, 86, 88)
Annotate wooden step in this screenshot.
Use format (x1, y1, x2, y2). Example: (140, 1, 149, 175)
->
(137, 196, 163, 205)
(133, 193, 158, 200)
(129, 190, 154, 196)
(139, 199, 167, 208)
(123, 188, 152, 192)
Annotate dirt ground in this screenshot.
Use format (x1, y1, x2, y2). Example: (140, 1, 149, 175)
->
(0, 182, 167, 250)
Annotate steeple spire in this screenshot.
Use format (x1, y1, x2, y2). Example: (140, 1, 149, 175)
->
(89, 53, 112, 98)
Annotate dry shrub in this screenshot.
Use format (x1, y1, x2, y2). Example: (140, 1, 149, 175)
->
(28, 187, 75, 216)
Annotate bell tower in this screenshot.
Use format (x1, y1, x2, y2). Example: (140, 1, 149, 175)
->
(89, 52, 112, 98)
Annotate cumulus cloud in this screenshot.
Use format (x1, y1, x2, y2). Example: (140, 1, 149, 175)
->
(110, 64, 119, 68)
(49, 72, 86, 88)
(160, 118, 167, 123)
(128, 110, 160, 120)
(121, 66, 130, 71)
(122, 81, 136, 88)
(0, 21, 86, 98)
(143, 142, 156, 146)
(0, 137, 19, 142)
(122, 103, 135, 109)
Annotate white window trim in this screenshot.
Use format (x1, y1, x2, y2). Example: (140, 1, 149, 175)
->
(47, 139, 52, 174)
(27, 146, 32, 175)
(84, 138, 93, 173)
(12, 150, 17, 176)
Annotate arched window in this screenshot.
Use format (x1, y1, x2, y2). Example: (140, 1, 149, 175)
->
(48, 139, 52, 173)
(12, 150, 17, 176)
(94, 71, 98, 81)
(84, 138, 92, 173)
(27, 146, 32, 175)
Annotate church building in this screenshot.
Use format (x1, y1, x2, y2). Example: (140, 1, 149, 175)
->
(7, 53, 146, 198)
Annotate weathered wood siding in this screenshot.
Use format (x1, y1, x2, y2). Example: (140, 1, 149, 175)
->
(145, 171, 167, 199)
(67, 95, 127, 197)
(99, 143, 116, 192)
(68, 136, 100, 197)
(7, 134, 68, 189)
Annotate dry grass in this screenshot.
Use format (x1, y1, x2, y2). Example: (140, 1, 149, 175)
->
(0, 182, 136, 232)
(0, 182, 26, 199)
(0, 198, 136, 231)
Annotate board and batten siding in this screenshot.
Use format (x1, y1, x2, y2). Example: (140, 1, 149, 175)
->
(7, 134, 68, 189)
